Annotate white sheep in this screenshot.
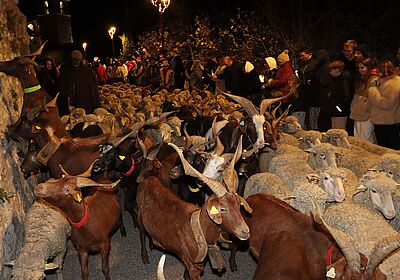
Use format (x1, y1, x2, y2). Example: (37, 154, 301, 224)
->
(7, 201, 71, 280)
(243, 171, 329, 215)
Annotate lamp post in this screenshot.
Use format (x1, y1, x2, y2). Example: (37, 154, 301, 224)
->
(108, 26, 116, 58)
(150, 0, 171, 51)
(82, 42, 87, 58)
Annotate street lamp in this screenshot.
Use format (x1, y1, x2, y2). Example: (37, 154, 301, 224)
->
(150, 0, 171, 51)
(82, 42, 87, 58)
(108, 26, 116, 58)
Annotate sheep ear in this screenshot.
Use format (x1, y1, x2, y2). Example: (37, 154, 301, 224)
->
(4, 260, 15, 267)
(45, 263, 59, 270)
(353, 185, 367, 196)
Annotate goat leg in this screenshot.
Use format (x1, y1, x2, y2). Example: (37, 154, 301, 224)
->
(138, 215, 150, 264)
(119, 215, 127, 237)
(229, 244, 238, 272)
(100, 242, 111, 280)
(78, 249, 89, 280)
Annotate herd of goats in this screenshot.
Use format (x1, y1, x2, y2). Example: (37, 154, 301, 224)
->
(1, 44, 400, 280)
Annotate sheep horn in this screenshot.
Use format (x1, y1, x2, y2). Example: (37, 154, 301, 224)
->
(137, 137, 148, 159)
(260, 93, 291, 116)
(311, 201, 361, 272)
(76, 177, 120, 189)
(366, 235, 400, 274)
(169, 143, 227, 197)
(157, 255, 166, 280)
(222, 136, 243, 192)
(272, 104, 291, 129)
(218, 89, 258, 117)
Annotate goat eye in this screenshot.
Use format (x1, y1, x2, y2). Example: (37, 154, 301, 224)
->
(64, 188, 70, 194)
(220, 208, 227, 213)
(324, 177, 329, 180)
(371, 189, 377, 193)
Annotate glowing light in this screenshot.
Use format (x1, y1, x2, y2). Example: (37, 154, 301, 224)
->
(151, 0, 171, 13)
(108, 26, 116, 39)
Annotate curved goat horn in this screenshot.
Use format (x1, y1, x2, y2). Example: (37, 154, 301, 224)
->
(366, 235, 400, 274)
(222, 136, 242, 192)
(218, 89, 258, 117)
(45, 93, 59, 110)
(157, 255, 166, 280)
(273, 104, 291, 129)
(58, 164, 71, 177)
(311, 201, 360, 272)
(147, 144, 161, 161)
(259, 93, 291, 116)
(169, 143, 227, 197)
(76, 177, 120, 189)
(183, 123, 193, 147)
(137, 137, 148, 159)
(29, 41, 47, 57)
(110, 130, 135, 147)
(77, 160, 96, 178)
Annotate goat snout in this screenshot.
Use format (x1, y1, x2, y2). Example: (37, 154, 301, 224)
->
(236, 226, 250, 241)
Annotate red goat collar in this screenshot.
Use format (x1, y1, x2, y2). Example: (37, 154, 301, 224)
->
(68, 205, 89, 228)
(326, 244, 335, 266)
(122, 158, 135, 176)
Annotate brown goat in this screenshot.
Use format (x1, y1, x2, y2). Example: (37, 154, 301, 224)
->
(0, 43, 52, 139)
(33, 166, 122, 280)
(136, 138, 252, 280)
(238, 194, 398, 280)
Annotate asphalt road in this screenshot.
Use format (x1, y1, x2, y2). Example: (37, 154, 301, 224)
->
(46, 211, 257, 280)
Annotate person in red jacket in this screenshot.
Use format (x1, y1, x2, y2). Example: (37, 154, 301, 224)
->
(267, 49, 295, 111)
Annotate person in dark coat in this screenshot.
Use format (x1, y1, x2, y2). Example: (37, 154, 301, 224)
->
(293, 49, 318, 129)
(238, 61, 262, 104)
(319, 60, 352, 131)
(38, 58, 59, 98)
(58, 50, 101, 116)
(216, 55, 243, 93)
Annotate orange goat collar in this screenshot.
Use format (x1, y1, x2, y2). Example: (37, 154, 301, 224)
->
(68, 205, 89, 228)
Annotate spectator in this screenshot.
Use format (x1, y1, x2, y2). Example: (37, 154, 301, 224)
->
(114, 60, 128, 83)
(350, 57, 377, 143)
(314, 49, 333, 131)
(216, 55, 243, 93)
(367, 60, 400, 149)
(239, 61, 262, 105)
(321, 60, 352, 130)
(212, 55, 227, 93)
(146, 56, 161, 90)
(38, 58, 59, 98)
(293, 49, 318, 129)
(267, 50, 295, 112)
(93, 60, 108, 85)
(160, 60, 175, 91)
(58, 50, 101, 116)
(172, 56, 185, 89)
(185, 60, 203, 90)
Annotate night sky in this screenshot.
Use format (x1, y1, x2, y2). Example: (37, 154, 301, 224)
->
(18, 0, 247, 59)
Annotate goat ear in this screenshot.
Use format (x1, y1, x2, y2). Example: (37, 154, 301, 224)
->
(206, 200, 222, 224)
(70, 189, 83, 203)
(238, 195, 253, 214)
(170, 165, 184, 179)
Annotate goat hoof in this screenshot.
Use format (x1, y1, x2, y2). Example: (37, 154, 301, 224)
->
(141, 255, 149, 265)
(120, 227, 127, 237)
(229, 262, 238, 272)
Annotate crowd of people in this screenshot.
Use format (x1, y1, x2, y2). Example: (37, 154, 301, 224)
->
(36, 40, 400, 149)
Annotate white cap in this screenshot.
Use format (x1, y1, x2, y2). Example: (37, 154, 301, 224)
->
(244, 61, 254, 73)
(265, 57, 277, 70)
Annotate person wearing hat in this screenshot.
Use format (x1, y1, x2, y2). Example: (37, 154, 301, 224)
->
(267, 50, 295, 110)
(58, 50, 101, 116)
(145, 56, 161, 90)
(160, 60, 175, 91)
(238, 61, 262, 104)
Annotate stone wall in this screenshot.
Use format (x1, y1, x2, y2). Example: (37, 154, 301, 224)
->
(0, 0, 37, 279)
